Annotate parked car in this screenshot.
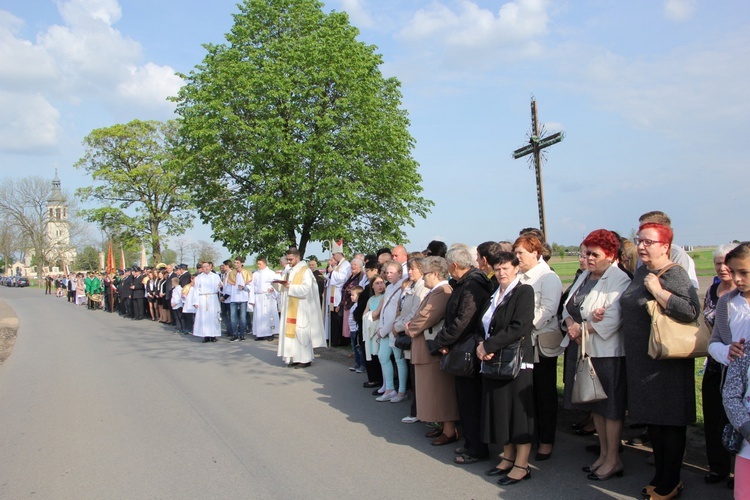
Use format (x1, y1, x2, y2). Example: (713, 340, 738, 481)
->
(16, 277, 29, 287)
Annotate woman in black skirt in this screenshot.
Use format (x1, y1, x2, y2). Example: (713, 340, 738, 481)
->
(477, 251, 535, 486)
(561, 229, 631, 481)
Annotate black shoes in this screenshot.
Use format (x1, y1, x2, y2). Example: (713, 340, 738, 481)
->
(294, 362, 311, 369)
(497, 466, 531, 486)
(202, 338, 210, 343)
(705, 472, 727, 484)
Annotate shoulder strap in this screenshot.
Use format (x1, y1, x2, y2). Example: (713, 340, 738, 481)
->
(655, 262, 680, 278)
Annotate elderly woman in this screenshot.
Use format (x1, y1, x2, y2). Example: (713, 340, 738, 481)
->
(406, 257, 459, 447)
(619, 223, 700, 499)
(478, 251, 535, 484)
(342, 258, 366, 371)
(394, 257, 429, 416)
(514, 235, 562, 461)
(374, 261, 407, 402)
(704, 243, 739, 485)
(561, 230, 631, 481)
(434, 247, 493, 455)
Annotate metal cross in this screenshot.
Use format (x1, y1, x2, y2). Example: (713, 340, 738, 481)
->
(512, 98, 564, 242)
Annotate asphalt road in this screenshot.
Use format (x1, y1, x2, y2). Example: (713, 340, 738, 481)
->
(0, 287, 732, 499)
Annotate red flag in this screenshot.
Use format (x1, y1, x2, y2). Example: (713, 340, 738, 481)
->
(106, 241, 116, 275)
(120, 246, 126, 270)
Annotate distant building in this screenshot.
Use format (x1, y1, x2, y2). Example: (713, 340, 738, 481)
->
(20, 170, 77, 276)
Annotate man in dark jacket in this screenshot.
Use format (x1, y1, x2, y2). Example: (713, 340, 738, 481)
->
(435, 246, 493, 461)
(130, 267, 146, 320)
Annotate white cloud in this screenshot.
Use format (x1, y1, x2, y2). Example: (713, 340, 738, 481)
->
(391, 0, 551, 82)
(664, 0, 697, 22)
(117, 62, 182, 114)
(564, 35, 750, 141)
(0, 11, 58, 91)
(339, 0, 374, 28)
(0, 0, 179, 153)
(0, 91, 60, 153)
(398, 0, 549, 50)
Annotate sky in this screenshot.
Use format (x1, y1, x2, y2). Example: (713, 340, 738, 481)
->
(1, 0, 748, 259)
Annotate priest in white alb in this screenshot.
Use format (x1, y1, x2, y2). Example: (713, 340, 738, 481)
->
(323, 240, 351, 347)
(251, 257, 279, 341)
(193, 262, 222, 343)
(274, 248, 325, 368)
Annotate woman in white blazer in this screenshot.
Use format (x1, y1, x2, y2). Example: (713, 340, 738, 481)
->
(561, 229, 631, 481)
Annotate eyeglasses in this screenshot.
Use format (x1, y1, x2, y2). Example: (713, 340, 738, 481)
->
(634, 238, 664, 247)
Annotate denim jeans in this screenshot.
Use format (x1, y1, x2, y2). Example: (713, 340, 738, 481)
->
(350, 329, 364, 368)
(229, 301, 247, 338)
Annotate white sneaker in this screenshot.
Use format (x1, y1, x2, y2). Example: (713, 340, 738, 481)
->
(390, 394, 407, 403)
(348, 365, 357, 371)
(376, 390, 397, 402)
(401, 416, 419, 424)
(355, 366, 366, 373)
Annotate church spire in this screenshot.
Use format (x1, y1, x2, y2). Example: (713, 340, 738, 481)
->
(48, 166, 64, 204)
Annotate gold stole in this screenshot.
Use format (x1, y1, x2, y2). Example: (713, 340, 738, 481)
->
(227, 269, 251, 285)
(181, 283, 192, 297)
(285, 265, 308, 339)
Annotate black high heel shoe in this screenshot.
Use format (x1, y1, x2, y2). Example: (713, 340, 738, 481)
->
(485, 457, 514, 476)
(497, 465, 531, 486)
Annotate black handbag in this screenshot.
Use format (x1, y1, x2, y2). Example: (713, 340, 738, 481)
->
(479, 337, 523, 380)
(394, 332, 412, 350)
(722, 423, 743, 454)
(439, 335, 479, 377)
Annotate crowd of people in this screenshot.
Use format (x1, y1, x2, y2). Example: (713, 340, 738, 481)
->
(48, 209, 750, 499)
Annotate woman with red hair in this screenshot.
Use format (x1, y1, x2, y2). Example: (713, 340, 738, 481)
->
(619, 223, 700, 499)
(561, 229, 631, 480)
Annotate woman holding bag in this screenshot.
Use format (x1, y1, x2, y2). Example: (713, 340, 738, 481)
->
(619, 222, 700, 499)
(561, 229, 631, 481)
(405, 257, 459, 450)
(514, 234, 563, 461)
(477, 251, 535, 485)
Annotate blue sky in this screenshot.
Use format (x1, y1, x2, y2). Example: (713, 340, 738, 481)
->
(1, 0, 748, 258)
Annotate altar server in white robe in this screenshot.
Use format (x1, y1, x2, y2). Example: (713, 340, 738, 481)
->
(192, 262, 222, 342)
(274, 249, 325, 368)
(252, 257, 279, 341)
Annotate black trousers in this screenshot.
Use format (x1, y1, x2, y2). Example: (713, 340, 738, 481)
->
(649, 424, 686, 495)
(366, 355, 383, 385)
(183, 312, 194, 333)
(329, 309, 345, 346)
(67, 290, 75, 302)
(702, 360, 731, 476)
(173, 307, 184, 331)
(220, 302, 232, 334)
(456, 374, 488, 458)
(534, 354, 558, 445)
(132, 298, 144, 320)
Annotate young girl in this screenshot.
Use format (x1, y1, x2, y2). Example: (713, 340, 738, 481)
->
(720, 242, 750, 499)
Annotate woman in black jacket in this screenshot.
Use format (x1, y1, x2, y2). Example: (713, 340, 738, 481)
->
(435, 246, 493, 460)
(477, 251, 535, 485)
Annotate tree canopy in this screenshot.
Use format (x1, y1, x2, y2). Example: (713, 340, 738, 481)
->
(74, 119, 195, 263)
(174, 0, 431, 257)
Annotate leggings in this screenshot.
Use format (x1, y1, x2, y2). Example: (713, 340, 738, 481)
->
(378, 339, 407, 393)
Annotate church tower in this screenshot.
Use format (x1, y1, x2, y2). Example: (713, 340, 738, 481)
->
(46, 169, 76, 268)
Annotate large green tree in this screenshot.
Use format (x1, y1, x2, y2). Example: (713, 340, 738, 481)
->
(173, 0, 431, 257)
(75, 120, 195, 263)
